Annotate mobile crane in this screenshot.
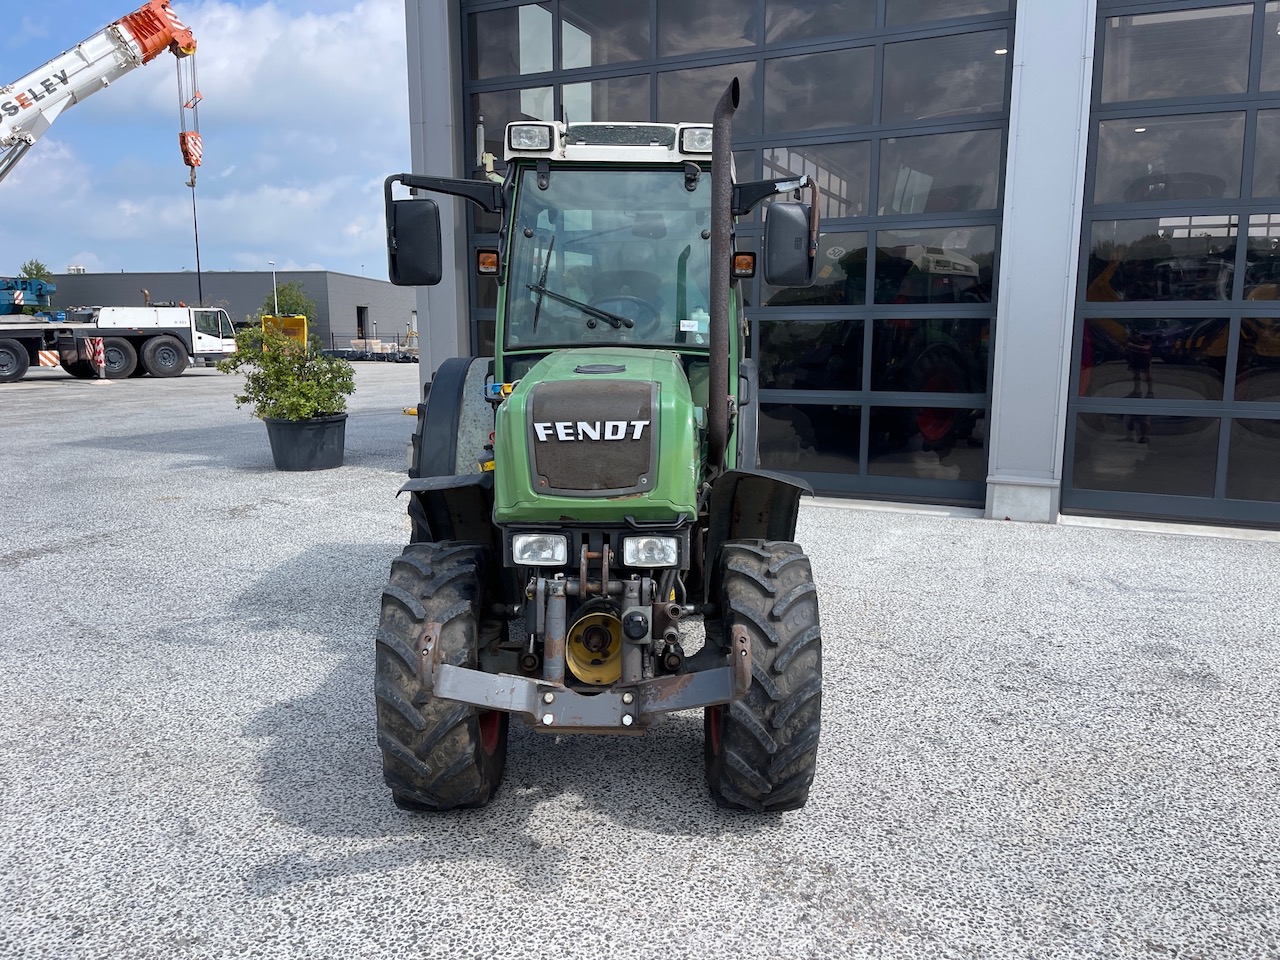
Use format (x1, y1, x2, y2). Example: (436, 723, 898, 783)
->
(0, 0, 200, 184)
(0, 2, 213, 384)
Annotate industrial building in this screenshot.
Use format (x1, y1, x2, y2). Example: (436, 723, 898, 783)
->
(49, 270, 419, 352)
(404, 0, 1280, 528)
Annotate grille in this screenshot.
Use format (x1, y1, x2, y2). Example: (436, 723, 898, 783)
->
(529, 380, 656, 494)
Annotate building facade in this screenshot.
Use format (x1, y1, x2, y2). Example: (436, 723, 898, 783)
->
(406, 0, 1280, 528)
(50, 270, 419, 350)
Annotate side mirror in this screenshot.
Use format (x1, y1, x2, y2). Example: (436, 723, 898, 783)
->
(387, 197, 443, 286)
(762, 201, 815, 287)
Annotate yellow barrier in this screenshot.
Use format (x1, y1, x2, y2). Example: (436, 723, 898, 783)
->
(262, 315, 308, 345)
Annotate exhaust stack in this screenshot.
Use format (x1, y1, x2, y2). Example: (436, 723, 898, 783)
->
(707, 78, 738, 478)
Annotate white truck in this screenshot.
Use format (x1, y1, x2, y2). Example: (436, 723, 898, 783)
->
(0, 305, 236, 382)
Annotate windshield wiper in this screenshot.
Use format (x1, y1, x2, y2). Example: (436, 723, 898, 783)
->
(524, 283, 633, 329)
(530, 236, 554, 334)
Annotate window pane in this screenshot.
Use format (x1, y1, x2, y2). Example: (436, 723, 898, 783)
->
(1227, 420, 1280, 499)
(878, 129, 1002, 215)
(759, 403, 861, 473)
(1245, 213, 1280, 297)
(561, 0, 649, 67)
(562, 76, 649, 123)
(1094, 114, 1245, 205)
(870, 319, 989, 393)
(874, 226, 996, 304)
(1072, 414, 1219, 496)
(882, 31, 1009, 122)
(475, 271, 499, 310)
(1086, 216, 1237, 302)
(469, 5, 552, 80)
(868, 406, 986, 477)
(658, 0, 758, 57)
(658, 62, 759, 135)
(764, 48, 874, 132)
(763, 143, 870, 220)
(886, 0, 1009, 27)
(1262, 2, 1280, 91)
(757, 320, 863, 390)
(1078, 318, 1226, 401)
(1253, 112, 1280, 198)
(473, 87, 556, 157)
(1236, 319, 1280, 402)
(476, 320, 496, 357)
(766, 0, 875, 43)
(1101, 6, 1252, 103)
(763, 231, 868, 306)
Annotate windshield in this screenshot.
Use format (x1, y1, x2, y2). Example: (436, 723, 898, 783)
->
(504, 166, 713, 351)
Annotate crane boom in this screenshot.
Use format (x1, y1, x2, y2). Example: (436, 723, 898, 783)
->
(0, 1, 197, 183)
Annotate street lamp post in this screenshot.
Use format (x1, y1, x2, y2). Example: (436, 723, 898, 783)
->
(267, 260, 278, 315)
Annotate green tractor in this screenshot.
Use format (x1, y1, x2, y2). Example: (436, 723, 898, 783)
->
(377, 80, 823, 812)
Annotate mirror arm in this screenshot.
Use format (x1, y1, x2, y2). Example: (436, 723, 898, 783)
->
(384, 173, 503, 214)
(805, 178, 821, 263)
(732, 174, 815, 218)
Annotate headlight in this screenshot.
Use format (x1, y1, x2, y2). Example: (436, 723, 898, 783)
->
(512, 533, 568, 566)
(680, 126, 713, 154)
(622, 536, 679, 568)
(508, 123, 553, 151)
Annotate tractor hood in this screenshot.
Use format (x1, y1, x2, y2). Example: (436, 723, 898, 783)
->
(493, 348, 700, 525)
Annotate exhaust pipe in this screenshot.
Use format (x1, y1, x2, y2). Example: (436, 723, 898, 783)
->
(708, 78, 738, 478)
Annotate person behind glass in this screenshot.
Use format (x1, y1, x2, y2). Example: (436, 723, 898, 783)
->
(1125, 330, 1154, 398)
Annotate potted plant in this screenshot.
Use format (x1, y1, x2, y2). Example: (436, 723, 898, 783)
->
(217, 325, 356, 471)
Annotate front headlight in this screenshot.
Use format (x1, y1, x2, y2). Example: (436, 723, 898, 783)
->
(508, 123, 553, 151)
(622, 536, 679, 568)
(680, 126, 713, 154)
(512, 533, 568, 566)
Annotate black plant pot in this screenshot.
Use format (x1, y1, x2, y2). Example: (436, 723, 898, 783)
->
(263, 414, 347, 471)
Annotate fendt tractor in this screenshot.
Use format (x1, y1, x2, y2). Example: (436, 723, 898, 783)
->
(377, 80, 824, 812)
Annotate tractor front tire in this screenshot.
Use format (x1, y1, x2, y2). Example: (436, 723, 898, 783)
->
(705, 540, 822, 812)
(375, 541, 508, 811)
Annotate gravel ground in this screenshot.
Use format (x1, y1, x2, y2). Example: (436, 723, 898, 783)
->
(1, 362, 1278, 959)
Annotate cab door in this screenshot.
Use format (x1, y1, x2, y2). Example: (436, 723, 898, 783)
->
(193, 309, 237, 357)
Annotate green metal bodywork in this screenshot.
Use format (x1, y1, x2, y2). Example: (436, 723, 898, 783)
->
(493, 348, 702, 524)
(490, 158, 743, 525)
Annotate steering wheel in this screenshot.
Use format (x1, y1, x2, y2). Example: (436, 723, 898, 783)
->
(589, 295, 662, 337)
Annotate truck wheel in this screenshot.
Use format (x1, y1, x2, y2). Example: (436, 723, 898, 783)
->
(375, 541, 508, 811)
(705, 540, 822, 812)
(102, 338, 137, 378)
(142, 335, 190, 377)
(0, 339, 30, 383)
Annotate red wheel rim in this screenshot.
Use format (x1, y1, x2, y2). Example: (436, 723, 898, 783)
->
(917, 373, 956, 443)
(478, 709, 501, 756)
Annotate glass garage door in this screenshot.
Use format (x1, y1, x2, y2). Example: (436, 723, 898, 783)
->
(1064, 1, 1280, 526)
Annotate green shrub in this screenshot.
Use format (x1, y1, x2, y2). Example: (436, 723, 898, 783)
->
(217, 326, 355, 421)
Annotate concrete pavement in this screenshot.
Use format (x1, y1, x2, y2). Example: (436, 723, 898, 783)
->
(1, 363, 1277, 958)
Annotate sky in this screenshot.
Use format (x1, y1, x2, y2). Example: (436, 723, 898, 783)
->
(0, 0, 410, 279)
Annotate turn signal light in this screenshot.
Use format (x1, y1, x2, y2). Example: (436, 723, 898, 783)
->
(476, 249, 499, 275)
(732, 252, 756, 278)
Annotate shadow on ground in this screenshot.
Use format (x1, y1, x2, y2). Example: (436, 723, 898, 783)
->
(226, 543, 773, 894)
